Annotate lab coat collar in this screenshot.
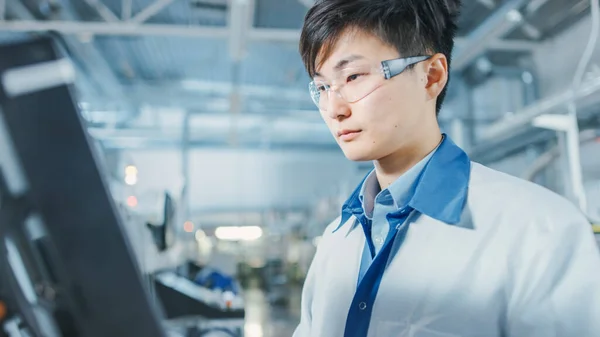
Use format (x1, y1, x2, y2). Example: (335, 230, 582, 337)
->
(333, 135, 470, 233)
(407, 135, 471, 225)
(335, 173, 370, 233)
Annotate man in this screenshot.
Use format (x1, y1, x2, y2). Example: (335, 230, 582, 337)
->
(293, 1, 600, 336)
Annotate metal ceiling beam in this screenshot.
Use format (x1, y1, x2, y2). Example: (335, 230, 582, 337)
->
(84, 0, 120, 22)
(526, 0, 551, 15)
(96, 136, 339, 151)
(122, 0, 133, 20)
(129, 0, 176, 24)
(228, 0, 249, 61)
(481, 74, 600, 143)
(0, 19, 230, 37)
(477, 0, 496, 10)
(480, 38, 539, 52)
(246, 28, 540, 51)
(0, 19, 539, 52)
(6, 0, 135, 121)
(137, 79, 310, 101)
(453, 0, 530, 71)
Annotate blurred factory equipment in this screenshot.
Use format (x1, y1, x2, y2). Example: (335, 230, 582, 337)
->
(0, 36, 165, 337)
(0, 36, 248, 337)
(0, 0, 599, 335)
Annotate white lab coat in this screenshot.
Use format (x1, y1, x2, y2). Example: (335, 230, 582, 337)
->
(293, 162, 600, 337)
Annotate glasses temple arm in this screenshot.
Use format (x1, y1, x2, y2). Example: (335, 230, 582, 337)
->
(381, 56, 431, 79)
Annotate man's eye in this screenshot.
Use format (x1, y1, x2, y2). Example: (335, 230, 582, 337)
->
(347, 74, 363, 82)
(317, 85, 327, 92)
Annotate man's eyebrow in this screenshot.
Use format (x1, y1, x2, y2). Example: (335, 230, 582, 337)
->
(314, 54, 365, 78)
(334, 54, 364, 71)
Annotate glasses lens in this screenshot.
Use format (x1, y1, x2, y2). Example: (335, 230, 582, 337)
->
(309, 66, 385, 111)
(309, 81, 329, 110)
(340, 71, 384, 103)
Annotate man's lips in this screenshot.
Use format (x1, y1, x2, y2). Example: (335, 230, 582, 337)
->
(337, 129, 362, 141)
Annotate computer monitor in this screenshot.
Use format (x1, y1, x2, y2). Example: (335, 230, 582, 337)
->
(147, 193, 176, 253)
(0, 36, 166, 337)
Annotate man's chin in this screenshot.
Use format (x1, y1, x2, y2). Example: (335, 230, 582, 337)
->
(340, 147, 378, 162)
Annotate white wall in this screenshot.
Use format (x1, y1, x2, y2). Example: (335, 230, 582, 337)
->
(484, 13, 600, 194)
(471, 76, 525, 142)
(187, 149, 354, 211)
(532, 14, 600, 98)
(116, 148, 361, 226)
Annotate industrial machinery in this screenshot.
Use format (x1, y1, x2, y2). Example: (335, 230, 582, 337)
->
(0, 36, 166, 336)
(0, 35, 246, 337)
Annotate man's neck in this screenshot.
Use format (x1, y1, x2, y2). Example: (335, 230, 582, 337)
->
(374, 131, 443, 190)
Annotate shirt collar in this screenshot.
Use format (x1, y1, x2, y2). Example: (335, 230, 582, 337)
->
(358, 146, 437, 218)
(334, 134, 470, 233)
(358, 170, 378, 217)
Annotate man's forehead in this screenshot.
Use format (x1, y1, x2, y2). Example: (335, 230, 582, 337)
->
(314, 28, 365, 73)
(313, 28, 392, 76)
(314, 54, 367, 78)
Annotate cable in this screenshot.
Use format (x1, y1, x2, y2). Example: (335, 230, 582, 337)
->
(572, 0, 600, 91)
(562, 0, 600, 214)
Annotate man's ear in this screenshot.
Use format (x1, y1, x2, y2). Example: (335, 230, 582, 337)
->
(424, 53, 448, 101)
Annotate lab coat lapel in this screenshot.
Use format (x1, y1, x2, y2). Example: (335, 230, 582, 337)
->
(317, 217, 366, 326)
(328, 216, 364, 290)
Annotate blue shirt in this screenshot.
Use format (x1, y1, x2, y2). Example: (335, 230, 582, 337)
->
(334, 134, 470, 337)
(356, 145, 438, 284)
(359, 146, 438, 254)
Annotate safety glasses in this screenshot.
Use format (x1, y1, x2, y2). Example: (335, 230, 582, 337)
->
(309, 55, 431, 111)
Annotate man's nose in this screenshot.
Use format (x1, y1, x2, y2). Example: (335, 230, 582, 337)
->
(326, 90, 351, 120)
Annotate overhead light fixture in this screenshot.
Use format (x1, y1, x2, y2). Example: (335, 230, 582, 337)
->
(124, 165, 138, 186)
(506, 9, 523, 23)
(126, 196, 138, 208)
(215, 226, 263, 241)
(125, 165, 138, 176)
(521, 71, 534, 84)
(184, 221, 195, 233)
(124, 175, 137, 186)
(195, 229, 206, 241)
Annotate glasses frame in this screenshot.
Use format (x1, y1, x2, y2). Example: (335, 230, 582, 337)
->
(309, 55, 432, 110)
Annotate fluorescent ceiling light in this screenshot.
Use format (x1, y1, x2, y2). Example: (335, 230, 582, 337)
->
(215, 226, 263, 241)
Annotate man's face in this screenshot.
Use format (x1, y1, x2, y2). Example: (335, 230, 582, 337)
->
(313, 29, 436, 162)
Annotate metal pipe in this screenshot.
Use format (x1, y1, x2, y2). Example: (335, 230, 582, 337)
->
(528, 113, 590, 212)
(0, 0, 5, 21)
(564, 111, 587, 211)
(182, 111, 191, 225)
(522, 147, 559, 182)
(122, 0, 132, 20)
(572, 0, 599, 91)
(0, 19, 539, 52)
(481, 39, 539, 52)
(96, 137, 340, 151)
(526, 0, 550, 14)
(84, 0, 120, 22)
(482, 75, 600, 142)
(491, 65, 539, 105)
(129, 0, 175, 24)
(246, 28, 540, 51)
(522, 130, 599, 181)
(228, 0, 249, 61)
(453, 0, 529, 71)
(0, 20, 230, 38)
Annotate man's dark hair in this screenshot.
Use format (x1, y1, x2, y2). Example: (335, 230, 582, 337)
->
(299, 0, 462, 115)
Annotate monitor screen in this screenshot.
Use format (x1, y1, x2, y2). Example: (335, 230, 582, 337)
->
(0, 36, 166, 337)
